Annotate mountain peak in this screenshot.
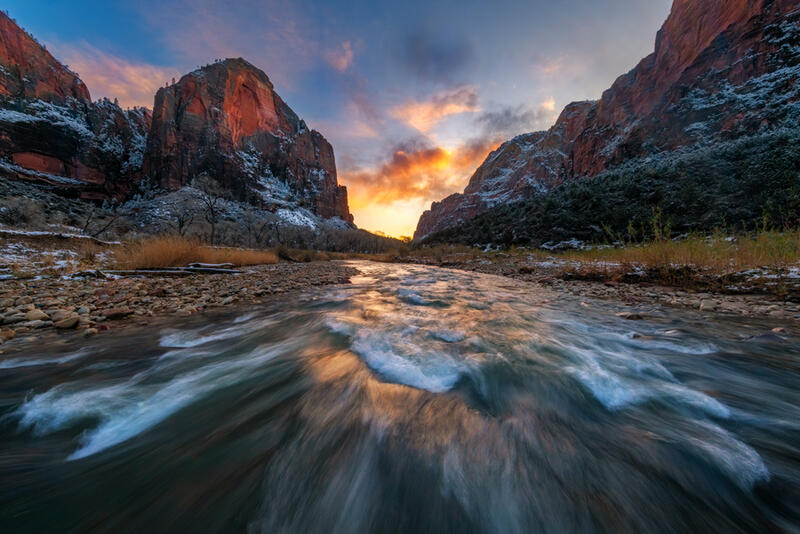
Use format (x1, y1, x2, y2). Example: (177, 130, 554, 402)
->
(145, 57, 352, 221)
(0, 11, 90, 103)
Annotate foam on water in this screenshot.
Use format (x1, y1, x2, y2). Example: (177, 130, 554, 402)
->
(350, 332, 465, 393)
(0, 348, 94, 369)
(159, 317, 277, 348)
(6, 260, 793, 527)
(16, 342, 294, 459)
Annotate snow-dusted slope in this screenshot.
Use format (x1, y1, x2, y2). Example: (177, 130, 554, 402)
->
(415, 0, 800, 241)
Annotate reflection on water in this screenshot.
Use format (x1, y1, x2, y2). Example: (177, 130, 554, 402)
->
(1, 261, 799, 532)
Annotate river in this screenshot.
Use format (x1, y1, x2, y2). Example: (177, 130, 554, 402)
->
(1, 261, 798, 533)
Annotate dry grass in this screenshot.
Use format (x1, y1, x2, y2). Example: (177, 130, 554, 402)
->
(115, 236, 279, 269)
(559, 231, 800, 272)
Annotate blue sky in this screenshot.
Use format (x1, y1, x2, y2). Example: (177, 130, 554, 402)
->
(6, 0, 673, 236)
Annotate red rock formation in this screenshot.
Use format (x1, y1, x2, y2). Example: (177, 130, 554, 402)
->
(0, 11, 89, 103)
(0, 14, 351, 222)
(416, 0, 800, 240)
(0, 13, 151, 200)
(144, 58, 353, 222)
(415, 101, 595, 239)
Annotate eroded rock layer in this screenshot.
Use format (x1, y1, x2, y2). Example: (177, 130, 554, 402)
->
(0, 13, 352, 222)
(415, 0, 800, 240)
(144, 58, 352, 222)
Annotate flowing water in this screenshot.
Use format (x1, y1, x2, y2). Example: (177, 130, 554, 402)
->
(1, 261, 799, 533)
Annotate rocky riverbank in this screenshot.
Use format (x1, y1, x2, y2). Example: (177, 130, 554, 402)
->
(0, 262, 358, 351)
(403, 255, 800, 323)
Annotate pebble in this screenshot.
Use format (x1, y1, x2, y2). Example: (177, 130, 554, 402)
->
(699, 299, 718, 312)
(54, 316, 80, 329)
(0, 329, 15, 341)
(104, 308, 134, 320)
(616, 312, 645, 321)
(25, 309, 49, 321)
(0, 263, 357, 346)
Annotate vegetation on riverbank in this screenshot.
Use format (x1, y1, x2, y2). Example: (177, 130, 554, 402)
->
(557, 230, 800, 271)
(114, 236, 279, 269)
(408, 230, 800, 299)
(420, 128, 800, 248)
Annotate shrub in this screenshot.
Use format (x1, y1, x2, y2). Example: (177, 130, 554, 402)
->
(114, 236, 279, 269)
(423, 128, 800, 247)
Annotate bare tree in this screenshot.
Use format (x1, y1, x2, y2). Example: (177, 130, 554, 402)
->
(193, 174, 226, 244)
(170, 199, 196, 237)
(81, 203, 123, 239)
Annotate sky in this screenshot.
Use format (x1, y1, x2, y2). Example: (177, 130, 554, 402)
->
(6, 0, 672, 238)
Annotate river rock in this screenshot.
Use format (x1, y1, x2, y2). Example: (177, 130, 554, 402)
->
(25, 309, 49, 321)
(104, 307, 133, 320)
(49, 309, 73, 322)
(699, 299, 718, 312)
(2, 313, 26, 325)
(616, 312, 645, 321)
(54, 316, 80, 329)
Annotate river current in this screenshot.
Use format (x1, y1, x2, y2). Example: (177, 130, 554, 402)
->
(1, 261, 798, 532)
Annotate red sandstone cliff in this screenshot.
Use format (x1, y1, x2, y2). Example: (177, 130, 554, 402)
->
(415, 0, 800, 240)
(0, 15, 352, 223)
(144, 58, 353, 222)
(0, 12, 150, 200)
(0, 12, 89, 103)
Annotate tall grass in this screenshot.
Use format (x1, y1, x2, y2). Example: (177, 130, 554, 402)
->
(560, 230, 800, 271)
(115, 236, 279, 269)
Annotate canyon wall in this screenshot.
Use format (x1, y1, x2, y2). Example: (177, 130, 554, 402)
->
(415, 0, 800, 240)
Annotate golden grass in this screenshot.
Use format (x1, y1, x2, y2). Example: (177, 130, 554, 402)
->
(559, 231, 800, 272)
(114, 236, 278, 269)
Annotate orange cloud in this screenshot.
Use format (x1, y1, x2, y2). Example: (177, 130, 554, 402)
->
(59, 44, 179, 108)
(532, 53, 568, 77)
(325, 41, 354, 72)
(342, 138, 501, 209)
(541, 97, 556, 112)
(391, 86, 480, 132)
(342, 138, 501, 238)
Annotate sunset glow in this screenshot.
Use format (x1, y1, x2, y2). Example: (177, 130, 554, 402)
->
(7, 0, 673, 235)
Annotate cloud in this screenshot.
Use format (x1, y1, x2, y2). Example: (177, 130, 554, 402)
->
(475, 98, 560, 138)
(324, 41, 354, 72)
(391, 85, 480, 132)
(58, 44, 179, 108)
(341, 137, 500, 209)
(393, 31, 475, 83)
(531, 53, 568, 77)
(134, 0, 319, 89)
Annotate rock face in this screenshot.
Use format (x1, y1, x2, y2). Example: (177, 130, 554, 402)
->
(0, 12, 150, 200)
(416, 102, 594, 239)
(0, 12, 89, 103)
(144, 58, 352, 222)
(0, 15, 352, 223)
(415, 0, 800, 240)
